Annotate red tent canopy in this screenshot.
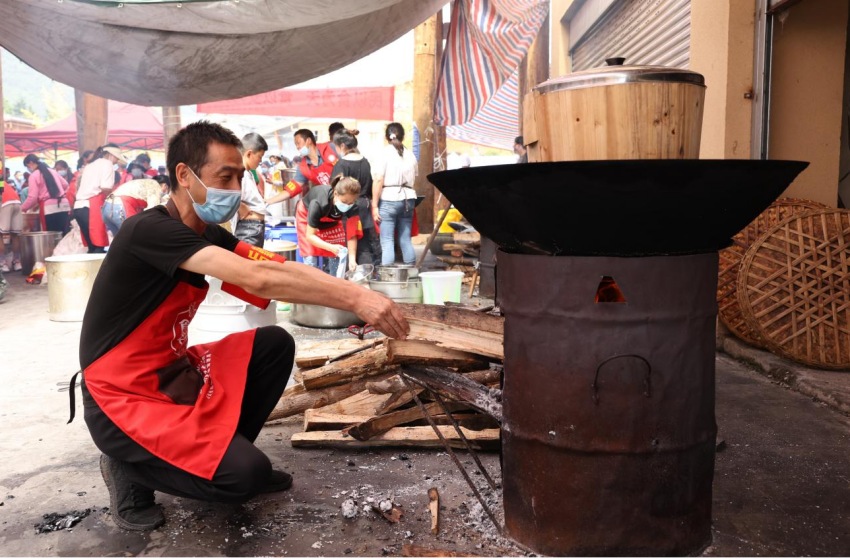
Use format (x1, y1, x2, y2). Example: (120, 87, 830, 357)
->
(4, 101, 164, 158)
(197, 87, 395, 121)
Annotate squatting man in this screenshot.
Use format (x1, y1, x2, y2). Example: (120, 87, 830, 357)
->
(72, 121, 409, 530)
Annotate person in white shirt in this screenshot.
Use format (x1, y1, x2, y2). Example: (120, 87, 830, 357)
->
(371, 122, 418, 266)
(74, 145, 127, 253)
(230, 133, 269, 247)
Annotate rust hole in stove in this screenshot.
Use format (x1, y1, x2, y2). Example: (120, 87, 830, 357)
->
(595, 276, 627, 303)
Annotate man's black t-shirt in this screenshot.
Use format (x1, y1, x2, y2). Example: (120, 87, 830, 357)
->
(303, 185, 358, 230)
(79, 205, 238, 370)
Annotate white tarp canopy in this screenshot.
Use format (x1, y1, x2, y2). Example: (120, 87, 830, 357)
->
(0, 0, 444, 106)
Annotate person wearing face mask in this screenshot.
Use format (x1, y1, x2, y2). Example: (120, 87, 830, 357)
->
(264, 129, 334, 208)
(296, 175, 361, 276)
(101, 163, 165, 236)
(72, 121, 408, 532)
(20, 153, 72, 236)
(74, 145, 127, 252)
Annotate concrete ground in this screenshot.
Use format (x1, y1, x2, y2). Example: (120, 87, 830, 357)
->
(2, 267, 850, 556)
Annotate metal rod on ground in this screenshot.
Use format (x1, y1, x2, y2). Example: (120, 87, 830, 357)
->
(415, 193, 449, 269)
(431, 390, 498, 491)
(400, 373, 503, 535)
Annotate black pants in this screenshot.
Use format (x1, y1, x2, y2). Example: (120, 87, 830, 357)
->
(73, 207, 105, 253)
(82, 326, 295, 503)
(45, 212, 70, 237)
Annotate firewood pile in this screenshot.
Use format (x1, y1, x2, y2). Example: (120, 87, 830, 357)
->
(266, 303, 504, 450)
(437, 231, 481, 269)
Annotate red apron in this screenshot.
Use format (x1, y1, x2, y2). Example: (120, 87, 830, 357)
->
(295, 200, 360, 258)
(120, 196, 148, 218)
(88, 192, 110, 247)
(84, 278, 256, 480)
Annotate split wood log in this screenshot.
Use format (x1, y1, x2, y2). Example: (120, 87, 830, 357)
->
(436, 256, 476, 266)
(301, 346, 399, 390)
(295, 338, 380, 369)
(266, 372, 395, 422)
(368, 368, 500, 396)
(402, 365, 503, 423)
(346, 401, 467, 441)
(428, 488, 440, 535)
(310, 387, 420, 418)
(386, 339, 489, 370)
(397, 304, 504, 361)
(402, 544, 478, 557)
(303, 410, 373, 431)
(452, 232, 481, 244)
(290, 426, 500, 450)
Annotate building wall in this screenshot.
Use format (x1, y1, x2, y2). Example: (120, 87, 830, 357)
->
(769, 0, 849, 206)
(550, 0, 576, 77)
(690, 0, 756, 160)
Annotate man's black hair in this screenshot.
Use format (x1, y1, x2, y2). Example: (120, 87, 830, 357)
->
(328, 122, 345, 140)
(166, 121, 242, 193)
(135, 153, 151, 164)
(293, 128, 316, 145)
(515, 136, 524, 146)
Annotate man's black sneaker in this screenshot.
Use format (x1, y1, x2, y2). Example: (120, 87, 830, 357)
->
(99, 454, 165, 531)
(262, 469, 293, 493)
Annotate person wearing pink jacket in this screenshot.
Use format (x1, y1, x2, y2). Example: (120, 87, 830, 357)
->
(21, 154, 71, 235)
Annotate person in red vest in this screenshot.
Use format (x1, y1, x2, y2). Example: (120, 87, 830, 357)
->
(264, 129, 334, 207)
(74, 121, 408, 532)
(1, 162, 23, 272)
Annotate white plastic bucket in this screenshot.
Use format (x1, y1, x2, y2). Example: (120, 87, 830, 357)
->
(419, 271, 464, 305)
(193, 276, 277, 333)
(45, 254, 106, 321)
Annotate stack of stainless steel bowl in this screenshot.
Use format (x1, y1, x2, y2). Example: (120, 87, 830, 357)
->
(369, 265, 423, 303)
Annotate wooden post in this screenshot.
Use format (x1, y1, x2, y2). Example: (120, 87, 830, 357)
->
(518, 11, 550, 140)
(75, 90, 108, 153)
(413, 10, 442, 233)
(161, 106, 182, 150)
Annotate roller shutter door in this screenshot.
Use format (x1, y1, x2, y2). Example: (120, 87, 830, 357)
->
(569, 0, 691, 71)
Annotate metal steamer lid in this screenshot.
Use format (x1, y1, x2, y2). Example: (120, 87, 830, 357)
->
(535, 58, 705, 94)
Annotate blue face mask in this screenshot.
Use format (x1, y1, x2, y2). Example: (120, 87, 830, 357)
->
(335, 201, 354, 213)
(299, 146, 309, 157)
(185, 167, 241, 224)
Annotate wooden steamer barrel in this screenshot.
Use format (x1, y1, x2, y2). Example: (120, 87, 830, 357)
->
(523, 62, 705, 162)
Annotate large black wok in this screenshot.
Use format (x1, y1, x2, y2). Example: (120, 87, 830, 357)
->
(428, 159, 808, 256)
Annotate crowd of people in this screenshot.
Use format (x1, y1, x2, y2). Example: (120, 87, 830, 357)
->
(1, 120, 502, 285)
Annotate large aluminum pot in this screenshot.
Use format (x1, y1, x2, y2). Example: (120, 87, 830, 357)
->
(369, 278, 423, 303)
(21, 231, 63, 276)
(525, 60, 705, 162)
(375, 265, 419, 282)
(290, 303, 364, 328)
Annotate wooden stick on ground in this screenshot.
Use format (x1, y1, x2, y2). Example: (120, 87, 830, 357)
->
(345, 401, 467, 441)
(290, 426, 500, 450)
(266, 372, 395, 422)
(428, 487, 440, 535)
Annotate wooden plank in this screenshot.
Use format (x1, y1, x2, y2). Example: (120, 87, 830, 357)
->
(397, 303, 504, 335)
(290, 426, 500, 450)
(346, 401, 467, 441)
(266, 372, 395, 422)
(406, 319, 504, 361)
(295, 338, 380, 369)
(428, 488, 440, 535)
(386, 339, 488, 370)
(301, 346, 398, 390)
(303, 410, 372, 431)
(311, 388, 418, 418)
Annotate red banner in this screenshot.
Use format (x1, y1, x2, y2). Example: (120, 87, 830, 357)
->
(197, 87, 395, 121)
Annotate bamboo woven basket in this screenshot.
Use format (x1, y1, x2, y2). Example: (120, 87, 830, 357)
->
(737, 208, 850, 369)
(717, 198, 826, 347)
